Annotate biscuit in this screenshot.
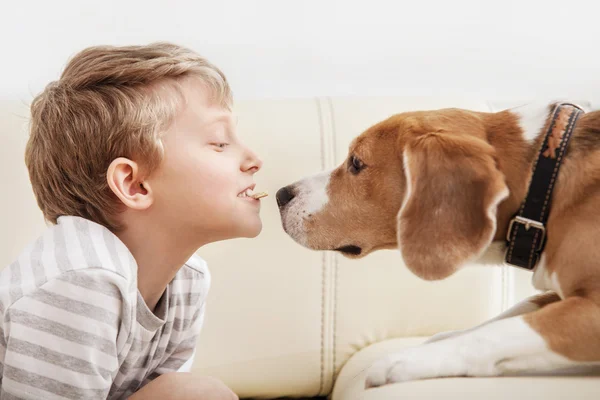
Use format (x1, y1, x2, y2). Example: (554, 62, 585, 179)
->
(251, 192, 268, 199)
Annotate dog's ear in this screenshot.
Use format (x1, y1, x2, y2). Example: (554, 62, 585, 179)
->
(397, 132, 508, 280)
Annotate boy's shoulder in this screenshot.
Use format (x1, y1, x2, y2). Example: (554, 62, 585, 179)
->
(0, 216, 137, 309)
(1, 215, 211, 312)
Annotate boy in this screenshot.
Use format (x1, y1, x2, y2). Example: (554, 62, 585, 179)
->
(0, 43, 264, 399)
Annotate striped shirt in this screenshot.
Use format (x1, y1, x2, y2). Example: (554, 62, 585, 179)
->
(0, 216, 210, 399)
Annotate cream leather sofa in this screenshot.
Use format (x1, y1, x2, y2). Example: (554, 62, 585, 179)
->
(2, 97, 599, 399)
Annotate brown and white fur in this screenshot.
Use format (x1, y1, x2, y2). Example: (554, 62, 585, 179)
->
(276, 101, 600, 387)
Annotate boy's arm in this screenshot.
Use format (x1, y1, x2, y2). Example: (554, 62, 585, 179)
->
(1, 269, 128, 399)
(128, 373, 238, 400)
(130, 304, 240, 400)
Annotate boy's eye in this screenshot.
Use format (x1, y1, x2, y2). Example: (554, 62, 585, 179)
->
(212, 143, 229, 149)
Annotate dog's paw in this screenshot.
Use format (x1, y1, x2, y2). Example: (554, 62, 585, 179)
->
(365, 343, 464, 389)
(365, 356, 393, 388)
(365, 354, 416, 389)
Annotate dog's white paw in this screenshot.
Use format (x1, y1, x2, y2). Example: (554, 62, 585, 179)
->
(365, 343, 466, 389)
(365, 356, 393, 388)
(365, 354, 418, 388)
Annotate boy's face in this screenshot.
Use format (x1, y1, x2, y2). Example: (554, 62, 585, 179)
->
(148, 78, 263, 243)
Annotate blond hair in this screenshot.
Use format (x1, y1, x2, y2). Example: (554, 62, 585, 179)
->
(26, 42, 232, 230)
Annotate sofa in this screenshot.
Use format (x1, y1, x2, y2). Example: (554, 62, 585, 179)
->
(2, 96, 599, 399)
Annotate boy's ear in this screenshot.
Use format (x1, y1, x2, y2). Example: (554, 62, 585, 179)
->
(107, 157, 153, 211)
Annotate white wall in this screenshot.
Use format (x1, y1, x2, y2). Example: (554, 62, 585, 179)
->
(2, 0, 600, 102)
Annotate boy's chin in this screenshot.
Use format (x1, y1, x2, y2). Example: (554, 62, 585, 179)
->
(244, 222, 263, 238)
(235, 219, 263, 239)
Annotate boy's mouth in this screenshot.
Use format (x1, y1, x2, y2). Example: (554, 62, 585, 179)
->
(238, 185, 268, 200)
(238, 187, 256, 198)
(238, 184, 257, 198)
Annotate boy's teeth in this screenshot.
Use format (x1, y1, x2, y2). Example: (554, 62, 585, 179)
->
(238, 188, 254, 198)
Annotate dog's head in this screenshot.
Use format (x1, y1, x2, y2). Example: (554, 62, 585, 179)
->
(277, 109, 509, 280)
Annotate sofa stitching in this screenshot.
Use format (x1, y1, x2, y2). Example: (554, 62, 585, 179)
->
(315, 97, 326, 396)
(332, 253, 339, 384)
(319, 253, 326, 396)
(328, 97, 339, 386)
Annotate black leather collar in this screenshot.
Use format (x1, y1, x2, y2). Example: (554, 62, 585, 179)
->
(504, 103, 585, 270)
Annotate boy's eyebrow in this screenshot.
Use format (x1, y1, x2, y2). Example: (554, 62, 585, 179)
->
(205, 115, 233, 127)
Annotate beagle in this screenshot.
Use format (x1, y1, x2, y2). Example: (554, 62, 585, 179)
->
(276, 101, 600, 387)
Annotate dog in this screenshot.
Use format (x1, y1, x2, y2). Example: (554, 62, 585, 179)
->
(276, 101, 600, 387)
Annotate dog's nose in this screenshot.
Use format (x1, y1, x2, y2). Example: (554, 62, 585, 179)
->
(276, 186, 296, 208)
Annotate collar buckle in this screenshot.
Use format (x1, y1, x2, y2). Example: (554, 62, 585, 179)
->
(507, 216, 546, 251)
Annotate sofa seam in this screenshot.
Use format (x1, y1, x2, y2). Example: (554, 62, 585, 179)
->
(327, 97, 339, 386)
(315, 98, 326, 396)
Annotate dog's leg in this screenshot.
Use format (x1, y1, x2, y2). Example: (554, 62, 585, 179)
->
(426, 291, 560, 343)
(366, 295, 600, 388)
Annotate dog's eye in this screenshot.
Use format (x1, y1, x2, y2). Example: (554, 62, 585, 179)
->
(348, 155, 365, 175)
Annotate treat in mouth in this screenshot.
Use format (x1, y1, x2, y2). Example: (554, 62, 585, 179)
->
(251, 192, 268, 199)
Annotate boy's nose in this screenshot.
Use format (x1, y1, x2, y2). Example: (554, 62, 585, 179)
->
(276, 186, 296, 208)
(242, 153, 262, 173)
(252, 153, 263, 171)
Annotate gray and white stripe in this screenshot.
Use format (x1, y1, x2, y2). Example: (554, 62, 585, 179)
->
(0, 216, 209, 399)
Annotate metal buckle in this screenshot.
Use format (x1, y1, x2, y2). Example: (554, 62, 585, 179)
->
(506, 216, 546, 251)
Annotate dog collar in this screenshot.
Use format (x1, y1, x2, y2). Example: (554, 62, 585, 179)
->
(504, 103, 585, 270)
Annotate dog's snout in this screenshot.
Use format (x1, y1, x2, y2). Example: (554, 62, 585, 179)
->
(276, 186, 296, 208)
